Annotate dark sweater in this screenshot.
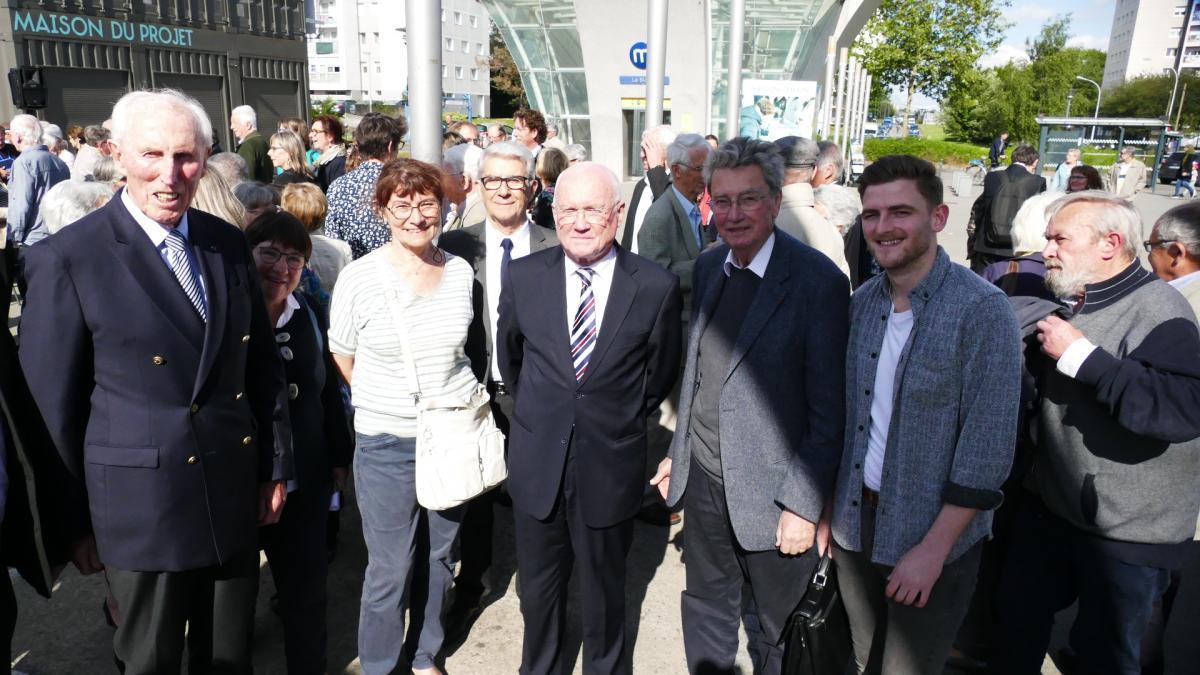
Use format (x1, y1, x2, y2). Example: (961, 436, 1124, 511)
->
(276, 293, 353, 491)
(689, 267, 761, 484)
(236, 132, 274, 183)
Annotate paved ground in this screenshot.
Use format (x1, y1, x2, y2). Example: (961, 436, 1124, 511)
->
(8, 176, 1199, 674)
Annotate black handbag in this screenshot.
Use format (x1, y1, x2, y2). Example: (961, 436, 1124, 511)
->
(780, 552, 853, 675)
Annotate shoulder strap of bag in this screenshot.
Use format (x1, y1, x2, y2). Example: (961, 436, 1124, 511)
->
(377, 255, 424, 403)
(295, 292, 323, 353)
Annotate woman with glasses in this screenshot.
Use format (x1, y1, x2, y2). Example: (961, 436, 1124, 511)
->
(1067, 165, 1104, 193)
(329, 158, 485, 675)
(246, 210, 353, 675)
(268, 130, 316, 187)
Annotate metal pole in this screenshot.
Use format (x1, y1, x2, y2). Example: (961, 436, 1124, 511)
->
(859, 73, 872, 144)
(842, 57, 859, 157)
(1177, 82, 1188, 130)
(1167, 66, 1181, 127)
(645, 0, 668, 128)
(1076, 76, 1100, 142)
(406, 0, 442, 165)
(832, 47, 848, 148)
(724, 0, 746, 139)
(821, 36, 835, 139)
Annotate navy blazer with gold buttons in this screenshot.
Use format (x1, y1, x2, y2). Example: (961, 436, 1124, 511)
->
(19, 193, 287, 572)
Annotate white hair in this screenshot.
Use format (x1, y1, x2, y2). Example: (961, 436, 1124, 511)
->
(462, 144, 484, 182)
(443, 143, 471, 176)
(813, 184, 862, 235)
(111, 89, 214, 152)
(482, 140, 535, 177)
(42, 180, 114, 234)
(1045, 190, 1142, 261)
(641, 124, 677, 146)
(231, 104, 257, 130)
(207, 152, 249, 186)
(564, 144, 587, 163)
(9, 114, 41, 145)
(546, 122, 559, 135)
(1010, 191, 1058, 257)
(668, 133, 711, 167)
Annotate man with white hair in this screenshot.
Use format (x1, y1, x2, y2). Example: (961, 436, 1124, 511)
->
(812, 140, 844, 189)
(619, 124, 675, 253)
(996, 191, 1200, 674)
(39, 179, 113, 234)
(230, 104, 272, 183)
(20, 89, 287, 674)
(543, 121, 566, 150)
(441, 142, 485, 230)
(3, 113, 69, 313)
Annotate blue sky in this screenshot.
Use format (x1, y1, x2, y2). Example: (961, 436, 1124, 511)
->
(894, 0, 1116, 107)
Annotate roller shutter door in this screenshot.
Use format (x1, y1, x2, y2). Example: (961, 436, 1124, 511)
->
(41, 68, 128, 128)
(155, 74, 227, 147)
(243, 79, 299, 131)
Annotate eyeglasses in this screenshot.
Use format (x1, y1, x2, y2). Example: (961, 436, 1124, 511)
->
(385, 201, 441, 220)
(481, 175, 530, 191)
(555, 206, 613, 225)
(255, 246, 307, 270)
(269, 146, 285, 151)
(711, 191, 768, 215)
(1143, 238, 1177, 253)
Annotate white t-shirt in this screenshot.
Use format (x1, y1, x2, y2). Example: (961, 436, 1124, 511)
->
(864, 306, 914, 492)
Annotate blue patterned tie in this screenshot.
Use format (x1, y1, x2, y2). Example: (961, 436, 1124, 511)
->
(164, 229, 207, 322)
(690, 206, 703, 246)
(570, 268, 597, 381)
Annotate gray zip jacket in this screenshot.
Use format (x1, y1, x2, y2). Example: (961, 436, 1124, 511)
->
(831, 248, 1022, 565)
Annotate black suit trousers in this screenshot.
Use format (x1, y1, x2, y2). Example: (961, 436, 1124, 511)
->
(681, 460, 817, 675)
(106, 548, 259, 675)
(513, 448, 635, 675)
(262, 483, 334, 675)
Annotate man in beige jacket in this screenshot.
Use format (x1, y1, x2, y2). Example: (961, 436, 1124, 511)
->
(1107, 146, 1148, 199)
(772, 136, 850, 278)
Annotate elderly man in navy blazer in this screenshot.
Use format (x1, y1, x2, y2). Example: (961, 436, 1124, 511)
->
(497, 162, 682, 674)
(652, 136, 850, 675)
(19, 89, 286, 674)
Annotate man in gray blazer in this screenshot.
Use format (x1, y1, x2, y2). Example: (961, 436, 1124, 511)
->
(1107, 146, 1148, 199)
(638, 133, 714, 326)
(652, 137, 849, 675)
(438, 140, 558, 630)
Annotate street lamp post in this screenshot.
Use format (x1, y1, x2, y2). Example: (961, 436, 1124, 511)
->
(1167, 66, 1182, 128)
(1076, 75, 1101, 142)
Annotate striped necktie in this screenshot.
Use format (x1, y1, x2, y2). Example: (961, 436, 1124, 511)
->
(570, 267, 597, 382)
(164, 229, 207, 322)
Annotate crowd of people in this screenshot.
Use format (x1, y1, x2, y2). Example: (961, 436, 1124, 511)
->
(0, 86, 1195, 675)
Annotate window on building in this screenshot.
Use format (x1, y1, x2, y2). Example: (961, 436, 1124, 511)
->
(441, 9, 446, 21)
(462, 40, 469, 52)
(470, 15, 479, 28)
(1175, 5, 1187, 16)
(442, 65, 448, 77)
(310, 64, 317, 73)
(333, 66, 341, 72)
(455, 11, 463, 25)
(456, 66, 464, 79)
(471, 68, 479, 81)
(445, 37, 454, 51)
(1169, 48, 1179, 56)
(477, 42, 485, 55)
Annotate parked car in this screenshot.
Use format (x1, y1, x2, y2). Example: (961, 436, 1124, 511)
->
(1159, 151, 1189, 184)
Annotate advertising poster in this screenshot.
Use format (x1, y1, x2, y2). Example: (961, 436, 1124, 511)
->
(738, 79, 819, 141)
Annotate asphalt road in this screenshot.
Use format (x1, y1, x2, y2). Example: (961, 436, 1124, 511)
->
(7, 176, 1198, 674)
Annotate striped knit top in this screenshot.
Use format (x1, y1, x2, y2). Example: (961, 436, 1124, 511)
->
(328, 248, 479, 437)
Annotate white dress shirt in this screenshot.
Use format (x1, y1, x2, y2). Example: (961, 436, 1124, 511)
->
(485, 219, 532, 382)
(121, 188, 208, 303)
(722, 232, 776, 278)
(1169, 269, 1200, 292)
(565, 246, 618, 337)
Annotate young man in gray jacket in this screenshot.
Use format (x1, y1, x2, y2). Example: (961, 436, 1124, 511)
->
(819, 154, 1022, 674)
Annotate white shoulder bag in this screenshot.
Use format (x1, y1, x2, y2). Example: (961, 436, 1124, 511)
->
(383, 281, 507, 511)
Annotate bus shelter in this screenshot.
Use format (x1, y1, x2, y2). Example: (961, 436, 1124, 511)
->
(1036, 117, 1171, 191)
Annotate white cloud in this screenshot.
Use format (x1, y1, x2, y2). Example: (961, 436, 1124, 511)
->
(1066, 34, 1108, 50)
(1006, 4, 1058, 24)
(980, 43, 1030, 68)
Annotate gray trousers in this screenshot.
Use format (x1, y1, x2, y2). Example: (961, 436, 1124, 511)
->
(835, 501, 982, 675)
(354, 433, 464, 673)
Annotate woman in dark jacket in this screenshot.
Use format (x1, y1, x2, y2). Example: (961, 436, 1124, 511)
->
(269, 130, 317, 187)
(246, 211, 353, 675)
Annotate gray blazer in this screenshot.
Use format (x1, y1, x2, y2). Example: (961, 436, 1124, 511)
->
(638, 189, 712, 321)
(438, 221, 559, 378)
(666, 231, 850, 551)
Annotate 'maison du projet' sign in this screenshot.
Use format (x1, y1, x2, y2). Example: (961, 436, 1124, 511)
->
(12, 10, 197, 47)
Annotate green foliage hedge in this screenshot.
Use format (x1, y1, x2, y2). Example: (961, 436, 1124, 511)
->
(864, 138, 991, 167)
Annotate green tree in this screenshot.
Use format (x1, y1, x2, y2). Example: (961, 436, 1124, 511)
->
(868, 78, 896, 120)
(943, 69, 994, 143)
(490, 27, 528, 116)
(1025, 14, 1070, 62)
(855, 0, 1009, 135)
(1102, 73, 1200, 131)
(310, 98, 343, 119)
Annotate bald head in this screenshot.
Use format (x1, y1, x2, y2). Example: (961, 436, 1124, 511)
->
(554, 162, 625, 265)
(556, 162, 621, 207)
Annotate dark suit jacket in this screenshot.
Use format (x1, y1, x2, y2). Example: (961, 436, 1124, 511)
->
(0, 329, 70, 598)
(439, 221, 559, 380)
(637, 189, 712, 321)
(665, 231, 849, 551)
(236, 131, 274, 184)
(970, 163, 1046, 258)
(19, 195, 286, 572)
(497, 246, 682, 528)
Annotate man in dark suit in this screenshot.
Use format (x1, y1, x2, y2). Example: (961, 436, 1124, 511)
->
(619, 125, 674, 253)
(969, 143, 1046, 271)
(989, 131, 1009, 169)
(498, 162, 682, 674)
(651, 137, 849, 675)
(19, 89, 287, 674)
(439, 140, 558, 630)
